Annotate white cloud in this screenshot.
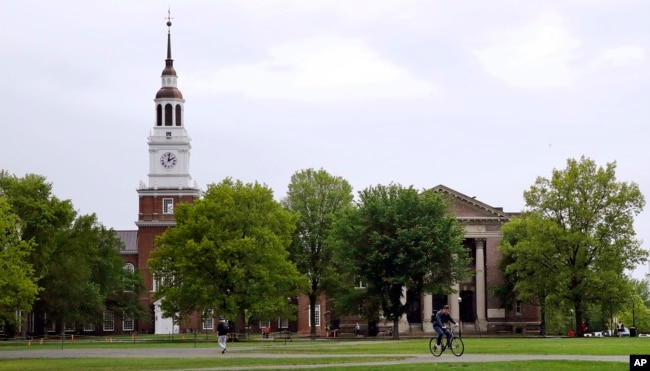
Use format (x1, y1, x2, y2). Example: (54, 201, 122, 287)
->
(187, 37, 436, 102)
(586, 45, 645, 71)
(231, 0, 421, 23)
(474, 12, 580, 88)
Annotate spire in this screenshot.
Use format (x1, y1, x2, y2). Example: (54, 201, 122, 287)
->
(156, 8, 183, 100)
(162, 8, 177, 77)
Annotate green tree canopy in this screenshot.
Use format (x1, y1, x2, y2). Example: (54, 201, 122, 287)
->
(0, 171, 146, 334)
(331, 183, 470, 339)
(0, 196, 39, 329)
(282, 168, 354, 335)
(499, 156, 647, 336)
(149, 178, 308, 330)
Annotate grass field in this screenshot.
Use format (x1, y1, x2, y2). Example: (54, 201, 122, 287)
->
(0, 336, 642, 370)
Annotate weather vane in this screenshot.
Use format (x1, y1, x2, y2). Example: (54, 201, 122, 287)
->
(166, 5, 173, 29)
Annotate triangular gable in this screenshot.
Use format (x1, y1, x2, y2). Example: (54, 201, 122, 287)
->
(431, 185, 511, 221)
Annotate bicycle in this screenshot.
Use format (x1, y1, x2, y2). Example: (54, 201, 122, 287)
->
(429, 326, 464, 357)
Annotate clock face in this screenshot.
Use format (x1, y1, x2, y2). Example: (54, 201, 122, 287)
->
(160, 152, 177, 169)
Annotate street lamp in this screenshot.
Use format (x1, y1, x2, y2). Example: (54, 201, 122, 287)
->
(457, 296, 462, 338)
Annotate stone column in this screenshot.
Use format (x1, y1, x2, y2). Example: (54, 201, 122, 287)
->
(423, 293, 433, 332)
(475, 238, 487, 331)
(450, 283, 460, 322)
(398, 286, 410, 333)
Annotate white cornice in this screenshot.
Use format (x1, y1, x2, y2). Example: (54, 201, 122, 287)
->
(135, 221, 176, 227)
(137, 187, 202, 197)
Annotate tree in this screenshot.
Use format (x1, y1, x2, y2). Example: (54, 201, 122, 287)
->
(0, 196, 39, 332)
(148, 178, 308, 332)
(281, 168, 354, 335)
(499, 156, 647, 337)
(39, 214, 147, 333)
(499, 214, 563, 334)
(0, 171, 146, 335)
(331, 183, 470, 339)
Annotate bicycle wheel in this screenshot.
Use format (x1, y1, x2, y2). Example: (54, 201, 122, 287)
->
(429, 337, 443, 357)
(450, 336, 464, 356)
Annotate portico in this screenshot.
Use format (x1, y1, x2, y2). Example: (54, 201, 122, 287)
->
(417, 185, 538, 334)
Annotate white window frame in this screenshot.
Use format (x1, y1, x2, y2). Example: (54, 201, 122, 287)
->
(162, 198, 174, 214)
(308, 305, 321, 327)
(84, 323, 95, 332)
(103, 311, 115, 332)
(203, 316, 214, 330)
(278, 318, 289, 329)
(123, 314, 134, 332)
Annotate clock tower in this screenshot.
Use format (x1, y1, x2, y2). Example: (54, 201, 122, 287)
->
(135, 17, 201, 334)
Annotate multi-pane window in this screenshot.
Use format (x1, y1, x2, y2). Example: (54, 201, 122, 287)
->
(308, 305, 321, 327)
(278, 318, 289, 329)
(64, 323, 75, 332)
(84, 323, 95, 332)
(259, 320, 270, 329)
(123, 315, 134, 331)
(203, 317, 214, 330)
(103, 311, 115, 332)
(163, 198, 174, 214)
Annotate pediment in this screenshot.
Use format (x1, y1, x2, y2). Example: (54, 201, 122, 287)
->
(431, 184, 511, 222)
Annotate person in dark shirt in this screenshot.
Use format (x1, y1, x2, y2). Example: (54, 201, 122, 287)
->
(216, 316, 229, 354)
(433, 304, 457, 348)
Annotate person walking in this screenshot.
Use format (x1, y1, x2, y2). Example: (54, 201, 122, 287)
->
(216, 316, 229, 354)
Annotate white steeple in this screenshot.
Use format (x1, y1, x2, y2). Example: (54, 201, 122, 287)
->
(146, 15, 192, 189)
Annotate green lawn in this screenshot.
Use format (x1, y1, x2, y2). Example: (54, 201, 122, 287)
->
(0, 336, 641, 370)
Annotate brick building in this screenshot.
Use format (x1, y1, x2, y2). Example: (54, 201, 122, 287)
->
(115, 20, 537, 337)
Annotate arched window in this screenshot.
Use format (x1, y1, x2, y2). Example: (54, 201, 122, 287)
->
(175, 105, 182, 126)
(123, 263, 135, 291)
(165, 104, 173, 126)
(156, 105, 162, 126)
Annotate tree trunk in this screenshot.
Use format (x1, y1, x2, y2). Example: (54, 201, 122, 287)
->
(575, 302, 584, 337)
(392, 319, 400, 340)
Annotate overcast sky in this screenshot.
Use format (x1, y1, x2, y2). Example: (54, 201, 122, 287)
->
(1, 0, 649, 279)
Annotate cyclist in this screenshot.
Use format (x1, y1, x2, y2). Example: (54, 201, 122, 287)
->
(433, 304, 457, 349)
